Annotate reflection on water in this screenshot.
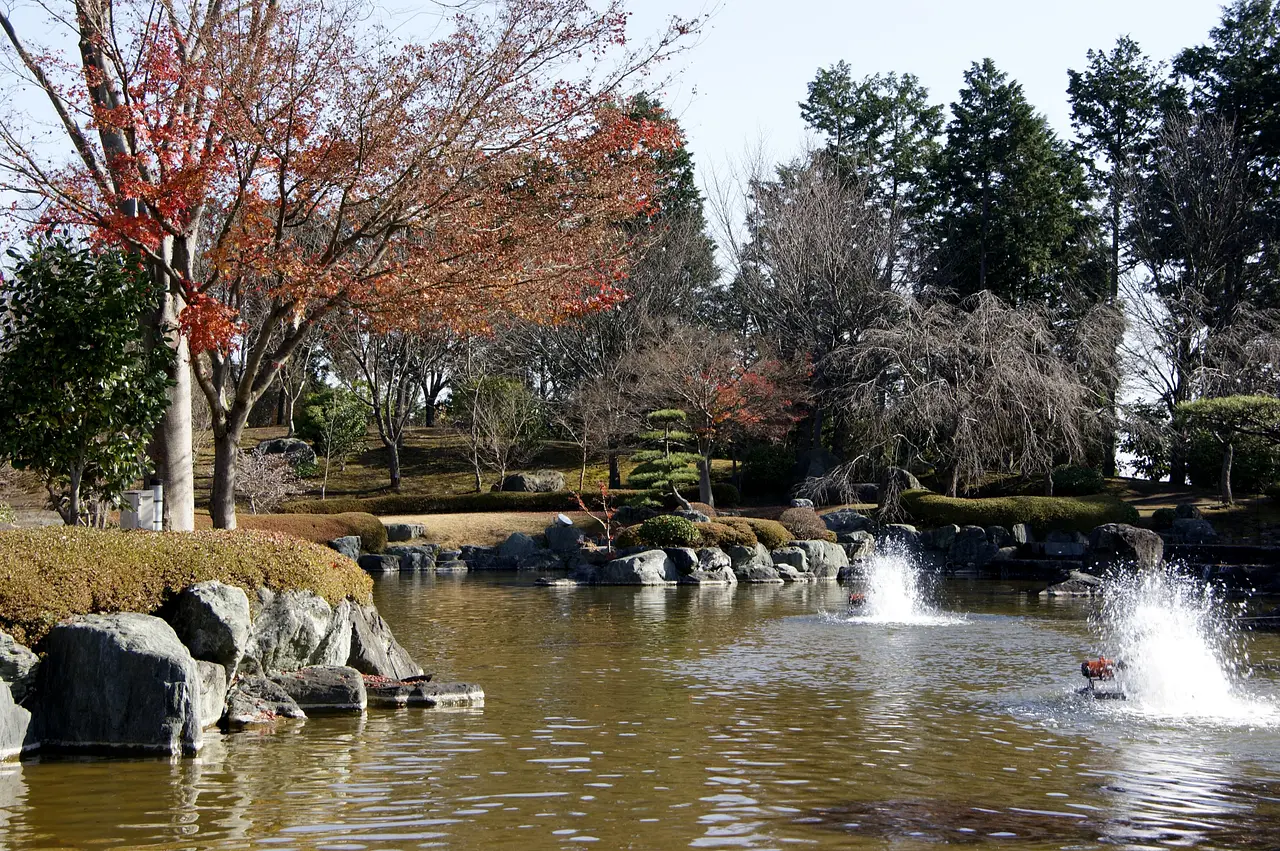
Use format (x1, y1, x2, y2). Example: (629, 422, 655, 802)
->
(3, 576, 1280, 849)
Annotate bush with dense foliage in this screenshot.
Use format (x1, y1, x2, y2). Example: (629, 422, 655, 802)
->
(0, 528, 372, 646)
(901, 489, 1138, 533)
(636, 514, 700, 548)
(1150, 507, 1177, 530)
(295, 387, 369, 468)
(739, 444, 795, 497)
(199, 512, 387, 553)
(285, 489, 655, 516)
(1187, 432, 1279, 494)
(1051, 465, 1105, 496)
(613, 525, 643, 549)
(778, 507, 837, 542)
(694, 520, 758, 549)
(740, 517, 793, 550)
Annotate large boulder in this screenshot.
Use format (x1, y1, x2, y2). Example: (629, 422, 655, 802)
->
(347, 604, 424, 681)
(328, 536, 362, 561)
(950, 525, 998, 568)
(823, 508, 873, 535)
(195, 661, 228, 729)
(841, 531, 876, 562)
(500, 470, 565, 493)
(357, 554, 400, 574)
(0, 630, 39, 704)
(1012, 523, 1035, 545)
(664, 547, 700, 576)
(697, 548, 732, 573)
(242, 589, 351, 675)
(365, 679, 484, 709)
(1039, 571, 1104, 597)
(384, 522, 426, 543)
(1089, 523, 1164, 571)
(223, 675, 306, 728)
(36, 613, 203, 755)
(596, 550, 677, 585)
(887, 467, 923, 491)
(497, 532, 540, 563)
(270, 666, 366, 713)
(986, 526, 1015, 549)
(881, 523, 922, 550)
(771, 546, 809, 573)
(0, 682, 33, 760)
(165, 581, 251, 673)
(256, 437, 316, 469)
(791, 540, 849, 579)
(545, 522, 585, 554)
(385, 544, 437, 572)
(1170, 517, 1217, 544)
(921, 525, 959, 551)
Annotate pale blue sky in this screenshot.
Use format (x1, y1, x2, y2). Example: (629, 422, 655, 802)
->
(624, 0, 1229, 185)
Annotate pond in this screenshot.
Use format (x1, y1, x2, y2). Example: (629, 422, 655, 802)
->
(4, 571, 1280, 850)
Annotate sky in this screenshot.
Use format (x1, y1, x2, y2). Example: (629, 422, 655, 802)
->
(620, 0, 1229, 191)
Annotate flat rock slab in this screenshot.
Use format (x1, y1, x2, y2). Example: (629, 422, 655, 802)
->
(365, 678, 484, 709)
(536, 577, 581, 587)
(270, 666, 366, 713)
(224, 676, 306, 729)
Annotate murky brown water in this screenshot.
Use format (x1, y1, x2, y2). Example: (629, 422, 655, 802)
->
(4, 575, 1280, 850)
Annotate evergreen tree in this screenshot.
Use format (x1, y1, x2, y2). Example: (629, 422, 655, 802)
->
(626, 409, 702, 497)
(923, 59, 1104, 310)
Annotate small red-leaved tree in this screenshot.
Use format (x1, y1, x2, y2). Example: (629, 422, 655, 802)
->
(643, 331, 805, 506)
(0, 0, 700, 528)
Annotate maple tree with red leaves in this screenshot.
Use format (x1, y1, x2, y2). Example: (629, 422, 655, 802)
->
(0, 0, 702, 528)
(641, 331, 808, 507)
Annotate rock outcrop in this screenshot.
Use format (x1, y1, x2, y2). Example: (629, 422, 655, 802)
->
(165, 581, 252, 674)
(241, 589, 351, 675)
(1088, 523, 1164, 571)
(347, 604, 424, 680)
(0, 630, 39, 704)
(596, 550, 678, 585)
(270, 666, 367, 713)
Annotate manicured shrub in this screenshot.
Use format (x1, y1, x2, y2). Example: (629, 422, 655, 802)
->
(284, 490, 621, 516)
(901, 489, 1138, 533)
(0, 527, 372, 647)
(1187, 432, 1280, 495)
(778, 507, 837, 542)
(1051, 465, 1106, 496)
(199, 512, 387, 553)
(1151, 507, 1177, 530)
(613, 525, 643, 549)
(740, 444, 794, 497)
(695, 520, 757, 549)
(740, 517, 793, 550)
(636, 515, 700, 548)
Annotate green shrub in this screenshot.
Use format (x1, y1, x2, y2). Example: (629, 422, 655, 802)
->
(740, 517, 792, 550)
(740, 444, 794, 497)
(284, 490, 601, 516)
(1051, 465, 1105, 496)
(0, 527, 372, 647)
(636, 515, 700, 548)
(778, 507, 836, 542)
(1151, 507, 1177, 530)
(1187, 432, 1280, 494)
(901, 489, 1138, 533)
(695, 520, 757, 549)
(613, 525, 643, 549)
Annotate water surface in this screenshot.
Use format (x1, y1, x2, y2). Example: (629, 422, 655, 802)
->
(4, 575, 1280, 849)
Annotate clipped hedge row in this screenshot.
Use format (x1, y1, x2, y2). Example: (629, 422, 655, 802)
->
(0, 528, 373, 647)
(283, 490, 628, 516)
(200, 512, 387, 552)
(901, 489, 1138, 533)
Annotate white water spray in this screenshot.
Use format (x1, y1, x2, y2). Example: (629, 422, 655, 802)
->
(845, 550, 962, 626)
(1098, 568, 1274, 722)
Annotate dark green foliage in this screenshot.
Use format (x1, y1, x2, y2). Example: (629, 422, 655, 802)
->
(901, 489, 1139, 532)
(613, 525, 643, 549)
(1120, 401, 1173, 482)
(740, 444, 795, 497)
(296, 388, 368, 463)
(628, 409, 700, 493)
(695, 521, 757, 549)
(1151, 507, 1178, 530)
(777, 507, 837, 542)
(636, 514, 700, 548)
(740, 518, 793, 550)
(1186, 432, 1280, 493)
(1052, 465, 1106, 496)
(0, 238, 173, 524)
(284, 489, 651, 516)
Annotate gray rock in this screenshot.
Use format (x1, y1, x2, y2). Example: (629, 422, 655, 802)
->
(1088, 523, 1164, 571)
(435, 561, 469, 574)
(459, 544, 499, 569)
(823, 508, 872, 535)
(384, 522, 426, 543)
(269, 666, 366, 713)
(0, 630, 39, 704)
(888, 467, 923, 490)
(516, 550, 566, 571)
(993, 546, 1019, 561)
(385, 544, 437, 572)
(791, 540, 849, 579)
(242, 589, 350, 675)
(568, 560, 600, 583)
(347, 605, 424, 681)
(774, 563, 804, 581)
(223, 675, 306, 728)
(950, 525, 998, 567)
(986, 526, 1015, 549)
(545, 523, 585, 554)
(358, 554, 400, 574)
(664, 547, 700, 575)
(537, 577, 581, 587)
(674, 508, 712, 524)
(36, 613, 203, 755)
(0, 682, 34, 760)
(789, 498, 815, 508)
(841, 531, 876, 561)
(696, 548, 732, 573)
(497, 532, 540, 562)
(726, 542, 774, 570)
(922, 524, 959, 551)
(328, 536, 362, 560)
(1040, 571, 1103, 597)
(1175, 503, 1204, 520)
(257, 437, 316, 468)
(679, 566, 738, 585)
(596, 550, 677, 585)
(165, 581, 251, 673)
(500, 470, 565, 492)
(1170, 517, 1217, 544)
(771, 546, 809, 572)
(736, 564, 785, 583)
(883, 523, 922, 549)
(195, 660, 228, 729)
(365, 680, 484, 709)
(1012, 523, 1034, 545)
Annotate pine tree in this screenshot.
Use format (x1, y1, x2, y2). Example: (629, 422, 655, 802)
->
(626, 410, 702, 497)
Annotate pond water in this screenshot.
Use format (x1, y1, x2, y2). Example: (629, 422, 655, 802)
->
(5, 573, 1280, 850)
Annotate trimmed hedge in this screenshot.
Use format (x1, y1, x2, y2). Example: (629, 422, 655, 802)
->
(283, 490, 638, 517)
(695, 520, 757, 549)
(740, 518, 793, 550)
(778, 507, 837, 543)
(901, 489, 1138, 533)
(0, 528, 373, 647)
(200, 512, 387, 553)
(636, 515, 700, 548)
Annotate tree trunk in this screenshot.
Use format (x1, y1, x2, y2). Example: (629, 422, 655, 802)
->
(284, 392, 296, 437)
(1170, 446, 1188, 487)
(1221, 441, 1234, 506)
(473, 450, 483, 493)
(1043, 469, 1054, 497)
(388, 442, 402, 491)
(424, 403, 437, 427)
(66, 465, 82, 527)
(149, 324, 195, 531)
(699, 454, 714, 507)
(608, 451, 621, 489)
(210, 431, 240, 530)
(946, 465, 960, 498)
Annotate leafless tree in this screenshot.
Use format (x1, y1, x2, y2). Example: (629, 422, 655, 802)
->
(234, 450, 304, 514)
(451, 360, 545, 492)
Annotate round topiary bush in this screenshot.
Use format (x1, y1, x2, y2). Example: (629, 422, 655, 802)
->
(613, 525, 643, 549)
(636, 514, 700, 548)
(695, 520, 757, 549)
(778, 506, 836, 542)
(740, 517, 793, 550)
(1052, 465, 1105, 496)
(1150, 507, 1177, 530)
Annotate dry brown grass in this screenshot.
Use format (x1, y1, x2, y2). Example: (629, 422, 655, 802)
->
(380, 511, 601, 548)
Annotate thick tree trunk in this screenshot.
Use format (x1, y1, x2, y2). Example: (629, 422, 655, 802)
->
(699, 454, 714, 507)
(946, 465, 960, 498)
(608, 451, 621, 489)
(424, 403, 437, 427)
(1043, 469, 1054, 497)
(66, 465, 82, 527)
(210, 431, 240, 530)
(388, 442, 402, 491)
(1221, 441, 1234, 506)
(149, 299, 195, 532)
